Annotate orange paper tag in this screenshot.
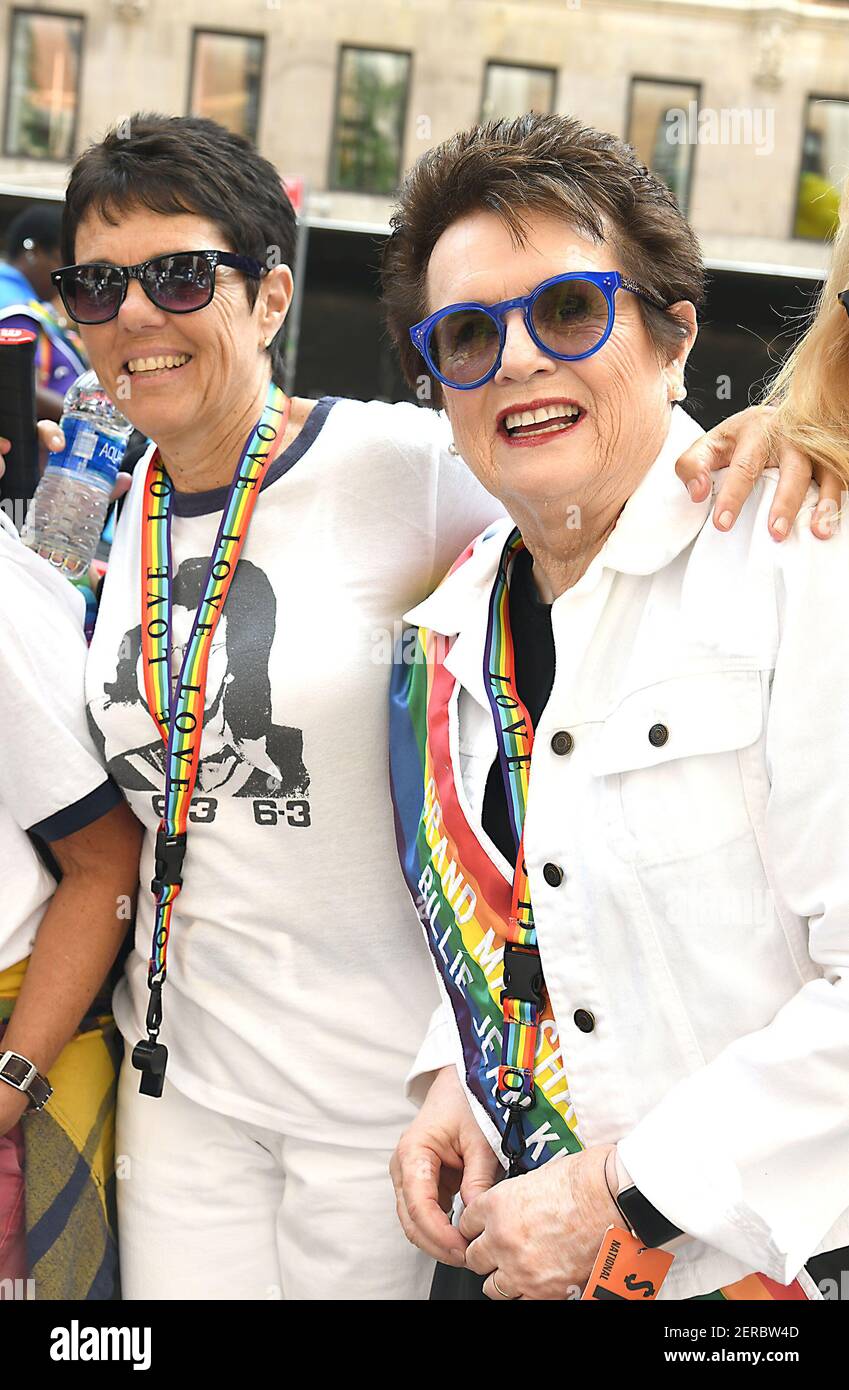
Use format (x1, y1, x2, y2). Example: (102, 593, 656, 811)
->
(581, 1225, 674, 1300)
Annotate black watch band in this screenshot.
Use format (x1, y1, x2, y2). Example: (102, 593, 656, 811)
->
(615, 1183, 683, 1248)
(0, 1050, 53, 1111)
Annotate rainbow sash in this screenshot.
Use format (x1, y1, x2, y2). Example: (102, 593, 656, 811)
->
(388, 534, 811, 1301)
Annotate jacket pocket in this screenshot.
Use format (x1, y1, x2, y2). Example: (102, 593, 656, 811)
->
(587, 669, 765, 864)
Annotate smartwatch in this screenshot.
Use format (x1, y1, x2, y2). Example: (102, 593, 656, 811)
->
(0, 1050, 53, 1111)
(611, 1149, 683, 1248)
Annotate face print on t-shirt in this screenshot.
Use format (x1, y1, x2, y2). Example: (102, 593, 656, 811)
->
(87, 556, 310, 799)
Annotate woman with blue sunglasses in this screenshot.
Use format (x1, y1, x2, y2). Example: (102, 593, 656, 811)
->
(387, 112, 849, 1302)
(410, 269, 668, 390)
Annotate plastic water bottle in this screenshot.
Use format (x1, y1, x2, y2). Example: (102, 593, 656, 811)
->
(22, 370, 133, 578)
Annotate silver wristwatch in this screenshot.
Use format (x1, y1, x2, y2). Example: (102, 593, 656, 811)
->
(0, 1050, 53, 1110)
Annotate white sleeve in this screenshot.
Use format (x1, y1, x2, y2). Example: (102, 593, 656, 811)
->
(0, 549, 117, 835)
(619, 504, 849, 1283)
(335, 400, 503, 608)
(405, 1000, 458, 1107)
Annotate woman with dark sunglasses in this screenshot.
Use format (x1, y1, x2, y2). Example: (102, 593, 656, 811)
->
(45, 108, 836, 1304)
(387, 114, 849, 1301)
(58, 112, 503, 1302)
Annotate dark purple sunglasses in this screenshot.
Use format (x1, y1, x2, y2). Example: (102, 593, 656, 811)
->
(51, 249, 265, 325)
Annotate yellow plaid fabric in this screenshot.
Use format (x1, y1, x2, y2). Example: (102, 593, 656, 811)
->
(0, 958, 121, 1299)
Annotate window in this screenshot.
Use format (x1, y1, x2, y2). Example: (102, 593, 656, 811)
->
(795, 95, 849, 240)
(627, 78, 700, 215)
(4, 9, 84, 160)
(481, 62, 556, 121)
(330, 46, 410, 195)
(189, 30, 264, 143)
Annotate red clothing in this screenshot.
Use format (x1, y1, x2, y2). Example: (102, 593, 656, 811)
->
(0, 1122, 26, 1282)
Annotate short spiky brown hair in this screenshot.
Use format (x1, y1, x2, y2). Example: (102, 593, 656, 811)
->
(382, 113, 705, 401)
(62, 113, 296, 386)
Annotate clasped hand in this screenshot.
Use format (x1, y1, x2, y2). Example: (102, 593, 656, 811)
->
(390, 1065, 621, 1300)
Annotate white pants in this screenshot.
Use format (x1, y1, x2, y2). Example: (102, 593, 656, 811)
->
(115, 1048, 433, 1300)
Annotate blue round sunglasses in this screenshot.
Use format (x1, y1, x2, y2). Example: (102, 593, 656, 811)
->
(409, 270, 669, 390)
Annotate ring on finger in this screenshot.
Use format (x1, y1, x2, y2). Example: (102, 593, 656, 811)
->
(492, 1272, 519, 1301)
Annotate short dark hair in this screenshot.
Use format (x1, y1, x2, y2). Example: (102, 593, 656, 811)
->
(5, 203, 63, 259)
(62, 113, 296, 384)
(382, 113, 705, 402)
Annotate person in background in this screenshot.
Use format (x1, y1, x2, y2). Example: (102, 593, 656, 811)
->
(760, 176, 849, 496)
(0, 205, 87, 421)
(0, 436, 142, 1298)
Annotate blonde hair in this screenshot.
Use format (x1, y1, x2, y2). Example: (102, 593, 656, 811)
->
(762, 178, 849, 488)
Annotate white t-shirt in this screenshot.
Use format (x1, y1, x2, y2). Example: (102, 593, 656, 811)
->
(86, 397, 502, 1145)
(0, 510, 122, 970)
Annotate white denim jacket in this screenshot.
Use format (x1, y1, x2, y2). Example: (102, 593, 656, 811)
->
(405, 405, 849, 1300)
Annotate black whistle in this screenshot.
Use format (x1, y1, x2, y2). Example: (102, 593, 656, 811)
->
(131, 1039, 169, 1097)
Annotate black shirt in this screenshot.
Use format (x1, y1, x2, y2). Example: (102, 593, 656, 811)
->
(481, 545, 555, 863)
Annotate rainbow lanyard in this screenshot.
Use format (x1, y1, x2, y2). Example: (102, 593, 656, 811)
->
(483, 527, 546, 1174)
(133, 380, 290, 1097)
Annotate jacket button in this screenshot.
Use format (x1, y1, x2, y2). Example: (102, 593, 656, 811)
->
(543, 862, 564, 887)
(648, 722, 669, 747)
(573, 1009, 596, 1033)
(551, 730, 574, 756)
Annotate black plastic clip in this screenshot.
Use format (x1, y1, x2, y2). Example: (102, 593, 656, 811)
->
(501, 1108, 527, 1180)
(150, 829, 187, 898)
(144, 977, 164, 1034)
(131, 978, 168, 1096)
(501, 943, 544, 1007)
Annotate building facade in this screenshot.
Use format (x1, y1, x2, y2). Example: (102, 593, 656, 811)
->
(0, 0, 848, 272)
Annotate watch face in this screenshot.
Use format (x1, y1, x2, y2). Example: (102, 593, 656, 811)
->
(0, 1055, 29, 1087)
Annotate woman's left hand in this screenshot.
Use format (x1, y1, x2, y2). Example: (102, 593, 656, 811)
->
(674, 404, 843, 540)
(460, 1143, 620, 1300)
